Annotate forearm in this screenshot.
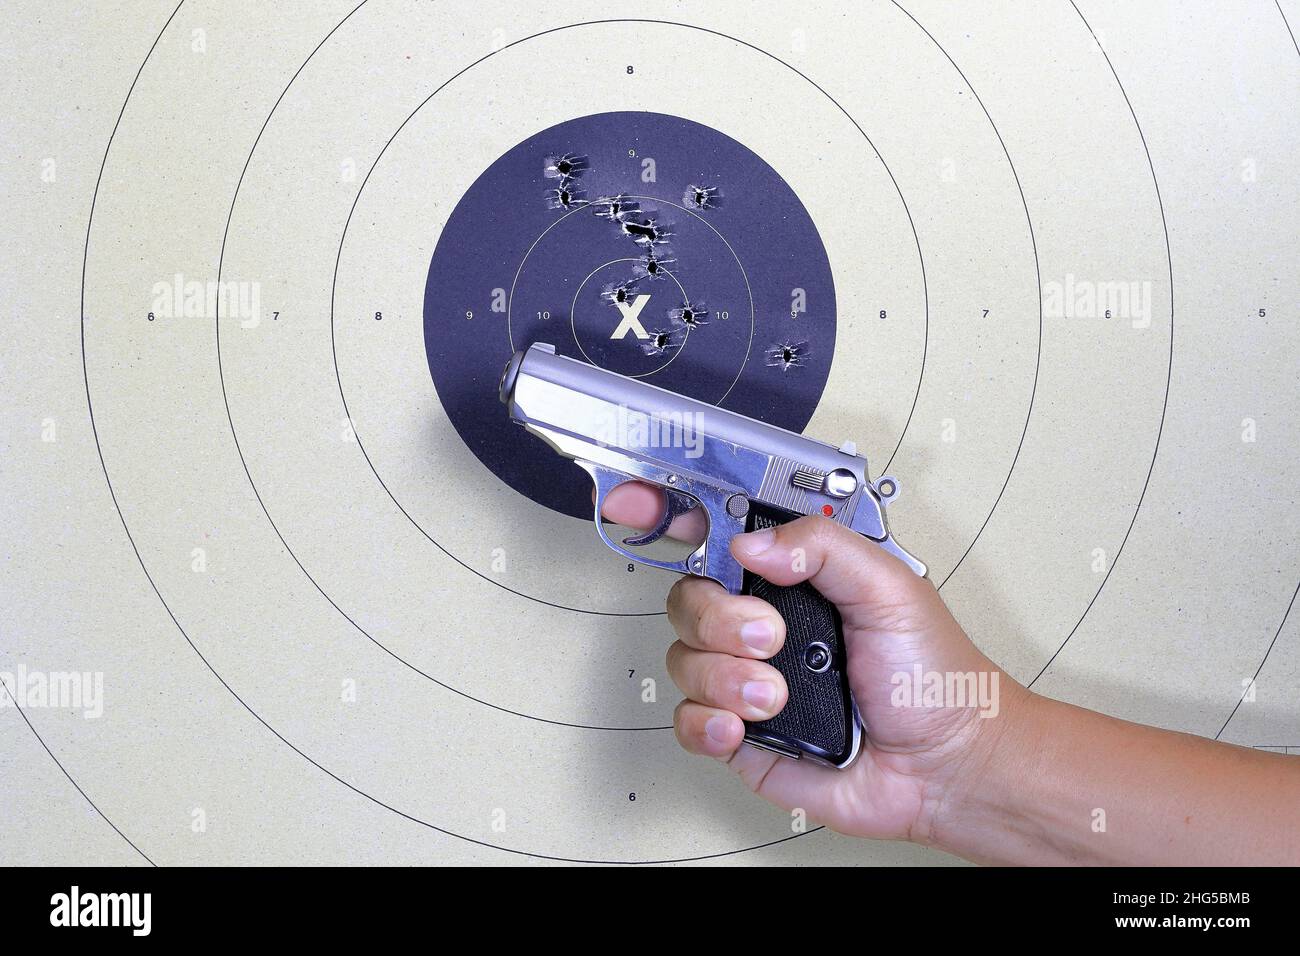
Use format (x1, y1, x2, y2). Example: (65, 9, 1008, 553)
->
(930, 687, 1300, 865)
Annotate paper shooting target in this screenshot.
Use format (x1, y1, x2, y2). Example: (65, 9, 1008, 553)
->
(2, 2, 1296, 866)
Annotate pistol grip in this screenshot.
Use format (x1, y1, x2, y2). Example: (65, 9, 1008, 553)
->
(741, 505, 860, 768)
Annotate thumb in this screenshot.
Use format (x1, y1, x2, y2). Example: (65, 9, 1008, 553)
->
(730, 516, 1005, 750)
(729, 514, 939, 633)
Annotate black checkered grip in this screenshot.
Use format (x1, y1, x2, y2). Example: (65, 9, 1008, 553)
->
(742, 506, 856, 766)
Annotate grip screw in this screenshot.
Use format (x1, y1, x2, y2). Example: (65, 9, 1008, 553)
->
(803, 642, 832, 673)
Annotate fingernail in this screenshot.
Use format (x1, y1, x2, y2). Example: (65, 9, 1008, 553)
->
(742, 681, 778, 711)
(740, 619, 776, 652)
(734, 527, 776, 557)
(705, 716, 732, 743)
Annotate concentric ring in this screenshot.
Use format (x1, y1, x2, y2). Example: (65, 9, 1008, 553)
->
(73, 2, 1278, 867)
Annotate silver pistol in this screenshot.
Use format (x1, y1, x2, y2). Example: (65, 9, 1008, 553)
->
(500, 342, 925, 768)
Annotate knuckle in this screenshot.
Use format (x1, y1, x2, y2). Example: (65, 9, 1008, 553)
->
(664, 640, 686, 678)
(807, 513, 840, 550)
(703, 657, 742, 706)
(694, 600, 725, 648)
(672, 698, 690, 729)
(779, 515, 830, 559)
(665, 577, 689, 618)
(788, 512, 823, 538)
(669, 577, 722, 635)
(671, 702, 693, 748)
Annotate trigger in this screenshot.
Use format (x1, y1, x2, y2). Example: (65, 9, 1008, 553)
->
(621, 489, 697, 547)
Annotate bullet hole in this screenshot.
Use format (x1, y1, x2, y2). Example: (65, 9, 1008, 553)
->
(544, 153, 589, 179)
(684, 184, 721, 211)
(600, 280, 640, 307)
(766, 340, 810, 371)
(621, 216, 672, 247)
(545, 177, 587, 211)
(633, 250, 676, 281)
(669, 301, 709, 329)
(592, 194, 640, 222)
(641, 328, 685, 356)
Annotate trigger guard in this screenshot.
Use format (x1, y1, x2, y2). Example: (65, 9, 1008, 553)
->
(577, 462, 705, 577)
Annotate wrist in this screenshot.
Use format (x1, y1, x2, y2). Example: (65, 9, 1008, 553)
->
(913, 675, 1050, 861)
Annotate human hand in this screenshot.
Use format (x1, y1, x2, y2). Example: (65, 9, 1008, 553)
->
(600, 481, 1028, 846)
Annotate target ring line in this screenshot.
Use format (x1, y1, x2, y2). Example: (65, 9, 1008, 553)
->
(78, 5, 1186, 864)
